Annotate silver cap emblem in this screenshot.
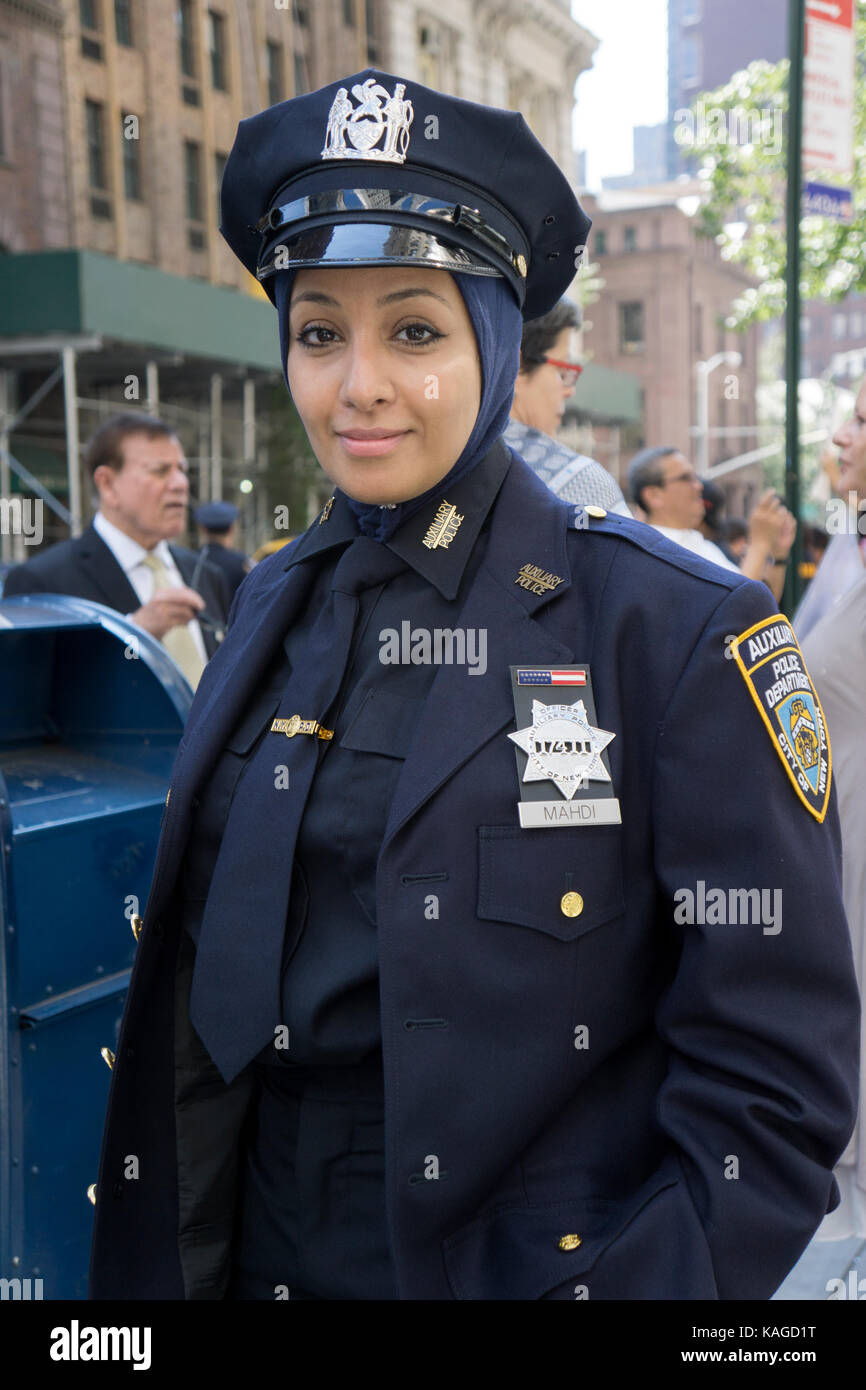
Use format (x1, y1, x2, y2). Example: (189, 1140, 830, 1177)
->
(321, 78, 414, 165)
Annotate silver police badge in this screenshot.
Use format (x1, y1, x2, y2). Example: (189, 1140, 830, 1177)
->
(509, 699, 615, 800)
(321, 79, 414, 164)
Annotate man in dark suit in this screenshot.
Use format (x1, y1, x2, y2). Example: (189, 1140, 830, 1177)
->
(4, 413, 229, 689)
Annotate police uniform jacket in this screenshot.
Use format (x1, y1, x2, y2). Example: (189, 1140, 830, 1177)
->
(88, 441, 859, 1300)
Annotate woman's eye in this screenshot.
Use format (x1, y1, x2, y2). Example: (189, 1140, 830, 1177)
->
(296, 324, 339, 347)
(397, 322, 443, 345)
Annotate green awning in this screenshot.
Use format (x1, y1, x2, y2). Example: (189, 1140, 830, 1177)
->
(1, 250, 281, 372)
(566, 362, 642, 426)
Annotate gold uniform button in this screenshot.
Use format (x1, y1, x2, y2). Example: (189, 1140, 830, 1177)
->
(100, 1047, 115, 1070)
(516, 253, 528, 277)
(585, 505, 607, 519)
(130, 915, 143, 942)
(87, 1183, 97, 1206)
(560, 891, 584, 918)
(558, 1233, 582, 1251)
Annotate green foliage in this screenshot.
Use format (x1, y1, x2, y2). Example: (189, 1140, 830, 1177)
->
(259, 381, 325, 533)
(688, 2, 866, 328)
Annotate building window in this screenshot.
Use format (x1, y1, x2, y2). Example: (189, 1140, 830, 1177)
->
(293, 51, 309, 96)
(208, 11, 227, 91)
(694, 303, 703, 355)
(682, 34, 701, 85)
(266, 41, 283, 105)
(850, 311, 862, 337)
(417, 17, 458, 93)
(214, 150, 227, 224)
(0, 57, 8, 161)
(595, 230, 606, 256)
(800, 315, 811, 340)
(85, 99, 107, 189)
(292, 0, 308, 24)
(801, 356, 811, 378)
(114, 0, 133, 45)
(365, 1, 379, 64)
(81, 0, 103, 59)
(619, 301, 645, 355)
(832, 313, 847, 340)
(623, 225, 636, 253)
(121, 112, 141, 199)
(343, 0, 355, 24)
(184, 139, 203, 223)
(178, 0, 196, 79)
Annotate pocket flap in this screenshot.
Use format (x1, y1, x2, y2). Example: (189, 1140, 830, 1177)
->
(477, 825, 624, 940)
(340, 688, 424, 759)
(442, 1173, 679, 1301)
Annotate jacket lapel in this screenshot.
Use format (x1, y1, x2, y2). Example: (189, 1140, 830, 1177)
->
(383, 458, 576, 847)
(76, 524, 142, 612)
(147, 558, 319, 907)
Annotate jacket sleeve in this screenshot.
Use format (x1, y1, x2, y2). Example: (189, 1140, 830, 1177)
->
(646, 578, 859, 1299)
(2, 563, 48, 596)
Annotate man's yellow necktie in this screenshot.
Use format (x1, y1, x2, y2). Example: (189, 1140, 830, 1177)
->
(140, 552, 206, 691)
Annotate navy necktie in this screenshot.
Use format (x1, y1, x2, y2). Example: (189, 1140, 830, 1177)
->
(189, 535, 407, 1083)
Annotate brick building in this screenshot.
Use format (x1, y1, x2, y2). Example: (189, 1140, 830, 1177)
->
(1, 0, 602, 562)
(0, 0, 69, 255)
(583, 191, 763, 514)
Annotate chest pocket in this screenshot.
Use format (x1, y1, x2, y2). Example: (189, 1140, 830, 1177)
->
(340, 688, 424, 759)
(477, 824, 625, 942)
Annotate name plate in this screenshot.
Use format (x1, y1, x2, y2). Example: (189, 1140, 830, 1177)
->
(518, 798, 622, 828)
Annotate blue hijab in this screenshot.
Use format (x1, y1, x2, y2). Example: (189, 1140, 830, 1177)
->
(275, 268, 522, 541)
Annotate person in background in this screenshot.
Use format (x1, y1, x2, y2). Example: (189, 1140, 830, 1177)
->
(627, 445, 796, 602)
(723, 518, 749, 563)
(194, 501, 251, 605)
(504, 299, 631, 516)
(699, 480, 740, 565)
(4, 413, 228, 690)
(798, 377, 866, 1249)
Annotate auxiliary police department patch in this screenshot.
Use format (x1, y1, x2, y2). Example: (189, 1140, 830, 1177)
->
(730, 614, 831, 822)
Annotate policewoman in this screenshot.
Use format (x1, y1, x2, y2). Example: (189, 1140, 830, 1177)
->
(89, 69, 859, 1301)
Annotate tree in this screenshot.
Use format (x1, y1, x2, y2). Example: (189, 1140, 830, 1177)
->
(686, 2, 866, 329)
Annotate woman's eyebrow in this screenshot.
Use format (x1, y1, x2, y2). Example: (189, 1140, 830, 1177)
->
(290, 287, 451, 309)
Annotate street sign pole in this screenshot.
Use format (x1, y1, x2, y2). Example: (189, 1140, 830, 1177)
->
(783, 0, 806, 615)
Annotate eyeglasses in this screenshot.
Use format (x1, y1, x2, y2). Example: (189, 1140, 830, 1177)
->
(662, 470, 700, 487)
(543, 357, 584, 387)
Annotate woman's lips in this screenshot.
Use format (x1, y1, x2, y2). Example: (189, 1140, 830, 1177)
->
(337, 431, 408, 457)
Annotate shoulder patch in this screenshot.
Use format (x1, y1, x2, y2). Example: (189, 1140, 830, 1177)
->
(731, 614, 831, 822)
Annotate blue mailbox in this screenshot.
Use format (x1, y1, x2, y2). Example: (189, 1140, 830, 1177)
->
(0, 595, 192, 1299)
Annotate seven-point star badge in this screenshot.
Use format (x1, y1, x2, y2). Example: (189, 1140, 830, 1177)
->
(508, 699, 615, 801)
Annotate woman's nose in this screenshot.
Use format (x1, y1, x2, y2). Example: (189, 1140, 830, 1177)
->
(338, 339, 396, 410)
(833, 422, 851, 448)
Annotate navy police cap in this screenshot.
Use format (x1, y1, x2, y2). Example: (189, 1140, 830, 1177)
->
(194, 501, 239, 530)
(219, 68, 591, 321)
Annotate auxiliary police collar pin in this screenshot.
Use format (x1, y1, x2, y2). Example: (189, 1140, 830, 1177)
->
(508, 666, 622, 828)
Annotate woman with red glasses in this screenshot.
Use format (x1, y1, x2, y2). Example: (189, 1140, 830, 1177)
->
(505, 298, 632, 515)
